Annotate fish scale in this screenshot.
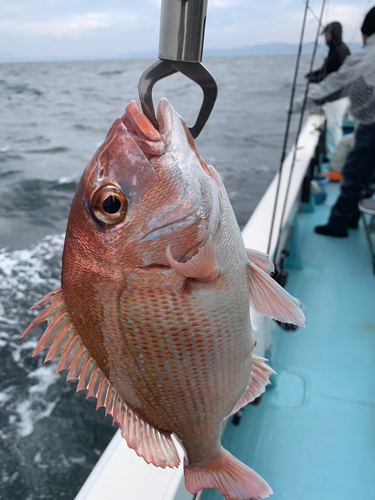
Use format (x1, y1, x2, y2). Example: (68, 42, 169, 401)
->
(118, 284, 249, 439)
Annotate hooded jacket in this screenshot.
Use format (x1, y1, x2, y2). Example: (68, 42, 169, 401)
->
(306, 22, 350, 83)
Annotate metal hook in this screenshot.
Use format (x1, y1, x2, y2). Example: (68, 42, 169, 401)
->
(137, 0, 217, 138)
(138, 59, 218, 139)
(138, 59, 178, 132)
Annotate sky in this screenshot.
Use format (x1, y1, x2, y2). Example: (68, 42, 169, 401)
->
(0, 0, 370, 62)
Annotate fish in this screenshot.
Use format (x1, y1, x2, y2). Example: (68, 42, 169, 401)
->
(22, 98, 305, 500)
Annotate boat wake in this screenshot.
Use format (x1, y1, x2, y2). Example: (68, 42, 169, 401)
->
(0, 234, 116, 499)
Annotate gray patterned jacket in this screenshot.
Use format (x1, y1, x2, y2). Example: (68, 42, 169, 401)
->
(305, 33, 375, 125)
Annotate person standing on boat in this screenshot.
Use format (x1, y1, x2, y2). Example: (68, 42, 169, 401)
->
(305, 22, 350, 161)
(293, 6, 375, 237)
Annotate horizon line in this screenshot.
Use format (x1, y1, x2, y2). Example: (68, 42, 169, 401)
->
(0, 41, 362, 64)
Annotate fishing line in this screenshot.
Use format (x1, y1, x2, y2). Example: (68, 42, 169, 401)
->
(272, 0, 326, 264)
(325, 0, 330, 28)
(266, 0, 310, 256)
(349, 0, 371, 43)
(300, 0, 323, 29)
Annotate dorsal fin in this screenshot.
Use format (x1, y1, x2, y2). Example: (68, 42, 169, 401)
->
(31, 309, 70, 357)
(56, 335, 81, 373)
(22, 293, 65, 338)
(44, 322, 75, 362)
(22, 290, 181, 469)
(31, 288, 64, 309)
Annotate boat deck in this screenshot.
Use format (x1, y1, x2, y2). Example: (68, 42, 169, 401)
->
(203, 182, 375, 500)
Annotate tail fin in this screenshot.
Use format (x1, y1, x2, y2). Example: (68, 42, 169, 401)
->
(184, 448, 272, 500)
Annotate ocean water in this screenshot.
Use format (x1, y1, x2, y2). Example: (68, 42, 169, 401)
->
(0, 54, 320, 499)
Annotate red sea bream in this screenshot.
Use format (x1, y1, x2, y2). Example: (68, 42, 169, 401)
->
(23, 98, 305, 500)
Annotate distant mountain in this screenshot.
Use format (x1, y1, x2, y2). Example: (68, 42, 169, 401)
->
(203, 42, 362, 57)
(99, 42, 363, 59)
(0, 42, 362, 64)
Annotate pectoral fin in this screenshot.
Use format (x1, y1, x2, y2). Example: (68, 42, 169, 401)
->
(166, 237, 219, 282)
(247, 259, 305, 327)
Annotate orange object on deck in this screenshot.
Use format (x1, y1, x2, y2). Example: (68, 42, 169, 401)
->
(321, 171, 342, 182)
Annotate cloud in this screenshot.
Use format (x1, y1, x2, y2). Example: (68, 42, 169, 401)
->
(210, 0, 240, 8)
(322, 3, 366, 40)
(0, 12, 137, 38)
(0, 0, 366, 61)
(204, 1, 365, 47)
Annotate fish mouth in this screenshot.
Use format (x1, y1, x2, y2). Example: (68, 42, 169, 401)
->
(121, 98, 173, 160)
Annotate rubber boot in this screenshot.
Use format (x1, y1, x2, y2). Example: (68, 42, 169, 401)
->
(315, 215, 348, 237)
(347, 211, 360, 229)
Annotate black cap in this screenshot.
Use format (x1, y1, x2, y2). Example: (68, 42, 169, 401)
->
(361, 6, 375, 37)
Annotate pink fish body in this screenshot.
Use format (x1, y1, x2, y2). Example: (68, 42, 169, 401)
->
(23, 99, 304, 500)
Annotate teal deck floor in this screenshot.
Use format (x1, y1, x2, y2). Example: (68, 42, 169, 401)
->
(203, 183, 375, 500)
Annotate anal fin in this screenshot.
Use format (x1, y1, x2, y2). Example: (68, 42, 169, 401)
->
(228, 356, 275, 417)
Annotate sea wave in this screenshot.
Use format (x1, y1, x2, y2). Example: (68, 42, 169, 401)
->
(0, 80, 43, 96)
(0, 233, 116, 499)
(0, 151, 24, 163)
(99, 70, 124, 76)
(0, 234, 64, 437)
(0, 178, 77, 223)
(27, 147, 69, 154)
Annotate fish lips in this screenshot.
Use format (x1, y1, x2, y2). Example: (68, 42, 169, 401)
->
(121, 98, 173, 161)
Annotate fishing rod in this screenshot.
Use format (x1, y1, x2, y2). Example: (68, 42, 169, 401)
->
(266, 0, 310, 256)
(272, 0, 326, 264)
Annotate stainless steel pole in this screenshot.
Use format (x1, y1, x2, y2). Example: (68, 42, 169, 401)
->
(159, 0, 208, 62)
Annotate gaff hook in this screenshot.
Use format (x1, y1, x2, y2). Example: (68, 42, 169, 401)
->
(138, 0, 218, 139)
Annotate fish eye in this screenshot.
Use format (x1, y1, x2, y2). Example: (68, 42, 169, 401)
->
(102, 195, 121, 214)
(91, 184, 127, 225)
